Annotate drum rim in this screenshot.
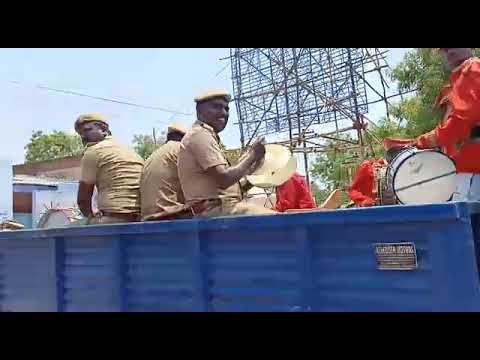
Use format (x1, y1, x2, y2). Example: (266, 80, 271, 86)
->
(37, 208, 77, 228)
(391, 149, 456, 205)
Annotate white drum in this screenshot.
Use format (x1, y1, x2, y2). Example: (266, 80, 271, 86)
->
(246, 144, 297, 188)
(37, 208, 84, 229)
(388, 148, 456, 205)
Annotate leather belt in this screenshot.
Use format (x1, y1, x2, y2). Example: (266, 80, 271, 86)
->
(189, 199, 222, 216)
(99, 211, 140, 221)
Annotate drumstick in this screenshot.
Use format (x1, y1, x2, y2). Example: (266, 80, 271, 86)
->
(395, 171, 456, 192)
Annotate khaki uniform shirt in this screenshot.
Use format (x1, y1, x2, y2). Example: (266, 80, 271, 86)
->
(140, 140, 185, 219)
(178, 121, 241, 206)
(80, 136, 144, 214)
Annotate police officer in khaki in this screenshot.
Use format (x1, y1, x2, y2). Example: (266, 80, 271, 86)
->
(177, 90, 275, 217)
(140, 122, 189, 221)
(75, 113, 144, 224)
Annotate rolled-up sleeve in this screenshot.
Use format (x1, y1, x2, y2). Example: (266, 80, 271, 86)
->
(189, 131, 228, 171)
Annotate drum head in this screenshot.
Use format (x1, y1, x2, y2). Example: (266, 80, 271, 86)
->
(392, 150, 456, 205)
(246, 144, 297, 188)
(37, 209, 79, 229)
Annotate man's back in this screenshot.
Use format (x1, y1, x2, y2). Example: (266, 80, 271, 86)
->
(81, 136, 144, 214)
(140, 141, 184, 219)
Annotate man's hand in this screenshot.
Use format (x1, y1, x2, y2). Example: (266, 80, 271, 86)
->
(207, 137, 268, 190)
(240, 178, 254, 193)
(77, 181, 95, 217)
(250, 137, 266, 161)
(360, 199, 375, 207)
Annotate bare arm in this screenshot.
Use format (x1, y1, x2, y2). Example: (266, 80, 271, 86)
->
(206, 150, 261, 189)
(77, 181, 95, 217)
(206, 138, 265, 189)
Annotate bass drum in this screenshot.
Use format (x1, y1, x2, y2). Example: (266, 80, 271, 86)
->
(37, 208, 85, 229)
(388, 148, 456, 205)
(375, 166, 396, 206)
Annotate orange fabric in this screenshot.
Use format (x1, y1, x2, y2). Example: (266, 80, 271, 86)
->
(274, 173, 316, 212)
(383, 138, 415, 150)
(435, 85, 457, 157)
(416, 57, 480, 173)
(348, 159, 387, 207)
(435, 84, 452, 108)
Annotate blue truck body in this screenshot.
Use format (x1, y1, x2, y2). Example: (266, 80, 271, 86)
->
(1, 202, 480, 312)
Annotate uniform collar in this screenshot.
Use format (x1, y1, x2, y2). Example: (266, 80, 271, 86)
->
(451, 57, 476, 75)
(86, 135, 112, 147)
(452, 62, 465, 74)
(195, 121, 220, 143)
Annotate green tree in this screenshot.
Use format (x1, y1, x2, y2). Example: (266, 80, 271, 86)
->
(132, 131, 166, 159)
(389, 48, 480, 137)
(132, 134, 158, 160)
(310, 48, 480, 191)
(310, 133, 360, 189)
(24, 130, 84, 163)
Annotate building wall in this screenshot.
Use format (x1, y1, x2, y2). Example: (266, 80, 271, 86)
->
(14, 156, 82, 180)
(34, 167, 82, 180)
(32, 182, 80, 228)
(0, 159, 13, 222)
(10, 156, 83, 228)
(13, 192, 32, 213)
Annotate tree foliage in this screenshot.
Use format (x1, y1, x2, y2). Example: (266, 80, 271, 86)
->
(24, 130, 84, 163)
(310, 48, 480, 202)
(388, 48, 480, 138)
(310, 133, 359, 190)
(132, 131, 166, 160)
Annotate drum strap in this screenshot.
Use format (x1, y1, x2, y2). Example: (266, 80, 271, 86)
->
(395, 171, 457, 192)
(372, 164, 384, 197)
(470, 126, 480, 140)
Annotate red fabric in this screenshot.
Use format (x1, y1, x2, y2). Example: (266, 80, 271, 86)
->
(416, 57, 480, 173)
(438, 97, 458, 158)
(435, 84, 452, 108)
(383, 138, 415, 150)
(347, 159, 387, 207)
(274, 173, 316, 212)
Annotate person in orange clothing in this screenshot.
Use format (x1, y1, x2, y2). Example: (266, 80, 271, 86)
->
(435, 84, 457, 158)
(347, 145, 403, 207)
(274, 172, 316, 212)
(414, 48, 480, 201)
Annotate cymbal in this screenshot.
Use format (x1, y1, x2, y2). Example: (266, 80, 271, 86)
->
(246, 144, 297, 188)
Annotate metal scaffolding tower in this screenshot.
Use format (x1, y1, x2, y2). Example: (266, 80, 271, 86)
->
(228, 48, 407, 186)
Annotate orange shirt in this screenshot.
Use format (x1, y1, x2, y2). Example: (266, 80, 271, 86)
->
(435, 84, 457, 158)
(274, 173, 316, 212)
(416, 57, 480, 173)
(348, 159, 387, 206)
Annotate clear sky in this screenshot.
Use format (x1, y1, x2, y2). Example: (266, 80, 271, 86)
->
(0, 48, 411, 165)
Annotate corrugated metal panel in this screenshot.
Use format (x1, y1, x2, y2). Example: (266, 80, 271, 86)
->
(205, 228, 302, 312)
(309, 223, 434, 311)
(13, 175, 59, 187)
(125, 232, 198, 312)
(62, 236, 122, 312)
(0, 202, 480, 311)
(0, 238, 57, 311)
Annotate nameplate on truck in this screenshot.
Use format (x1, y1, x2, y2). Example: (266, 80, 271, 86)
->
(373, 242, 417, 270)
